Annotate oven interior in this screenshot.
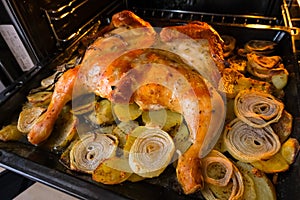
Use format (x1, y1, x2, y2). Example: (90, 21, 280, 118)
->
(0, 0, 300, 199)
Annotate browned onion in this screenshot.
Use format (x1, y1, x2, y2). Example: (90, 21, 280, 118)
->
(201, 150, 244, 200)
(222, 35, 236, 58)
(223, 118, 281, 162)
(245, 40, 277, 55)
(202, 151, 233, 187)
(247, 53, 288, 85)
(234, 90, 284, 128)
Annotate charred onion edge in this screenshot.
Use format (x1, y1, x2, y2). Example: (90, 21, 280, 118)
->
(234, 89, 284, 128)
(223, 118, 281, 162)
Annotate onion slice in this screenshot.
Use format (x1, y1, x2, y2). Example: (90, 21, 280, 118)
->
(234, 90, 284, 128)
(17, 107, 46, 133)
(223, 118, 281, 162)
(245, 40, 277, 55)
(222, 35, 236, 58)
(128, 126, 175, 178)
(202, 151, 233, 187)
(70, 133, 118, 174)
(247, 53, 288, 83)
(201, 150, 244, 200)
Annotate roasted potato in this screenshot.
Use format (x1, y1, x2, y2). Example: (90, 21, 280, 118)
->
(280, 137, 300, 165)
(142, 109, 182, 131)
(88, 99, 114, 125)
(92, 157, 132, 184)
(0, 124, 24, 141)
(112, 103, 142, 122)
(236, 161, 276, 200)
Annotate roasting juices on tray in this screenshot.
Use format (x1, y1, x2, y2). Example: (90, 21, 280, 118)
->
(0, 10, 299, 200)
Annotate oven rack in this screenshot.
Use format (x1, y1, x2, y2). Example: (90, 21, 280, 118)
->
(131, 3, 300, 58)
(41, 0, 300, 50)
(131, 7, 281, 27)
(41, 0, 122, 46)
(284, 0, 300, 58)
(285, 0, 300, 28)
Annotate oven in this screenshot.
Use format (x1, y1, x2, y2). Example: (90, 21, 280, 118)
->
(0, 0, 300, 199)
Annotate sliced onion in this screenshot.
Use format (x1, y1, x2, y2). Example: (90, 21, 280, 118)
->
(202, 151, 233, 187)
(234, 90, 284, 128)
(247, 53, 288, 81)
(128, 126, 175, 178)
(229, 165, 244, 200)
(244, 40, 277, 55)
(70, 133, 118, 174)
(222, 35, 236, 58)
(223, 118, 281, 162)
(201, 150, 244, 200)
(17, 107, 46, 133)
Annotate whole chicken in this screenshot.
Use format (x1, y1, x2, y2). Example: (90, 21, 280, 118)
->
(27, 10, 226, 195)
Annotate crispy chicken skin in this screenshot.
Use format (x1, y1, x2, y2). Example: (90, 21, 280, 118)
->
(78, 10, 156, 97)
(160, 21, 225, 72)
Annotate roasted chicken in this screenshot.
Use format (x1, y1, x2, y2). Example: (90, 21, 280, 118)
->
(27, 10, 226, 194)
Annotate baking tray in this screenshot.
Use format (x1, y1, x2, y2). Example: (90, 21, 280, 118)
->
(0, 19, 299, 200)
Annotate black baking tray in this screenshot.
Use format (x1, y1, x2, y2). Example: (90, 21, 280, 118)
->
(0, 16, 300, 200)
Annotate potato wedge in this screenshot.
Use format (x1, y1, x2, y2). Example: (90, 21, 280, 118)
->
(88, 99, 114, 125)
(219, 68, 272, 98)
(236, 161, 276, 200)
(43, 105, 77, 152)
(127, 173, 145, 182)
(92, 157, 132, 184)
(0, 124, 24, 141)
(280, 137, 300, 165)
(59, 138, 79, 169)
(112, 121, 138, 149)
(271, 110, 293, 143)
(251, 153, 289, 173)
(142, 109, 182, 132)
(272, 72, 288, 90)
(250, 137, 299, 173)
(113, 103, 142, 122)
(171, 123, 192, 156)
(240, 173, 257, 200)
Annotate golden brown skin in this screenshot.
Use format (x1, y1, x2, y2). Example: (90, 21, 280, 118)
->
(28, 66, 79, 145)
(78, 10, 157, 97)
(159, 22, 227, 194)
(110, 49, 213, 194)
(160, 21, 225, 72)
